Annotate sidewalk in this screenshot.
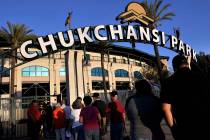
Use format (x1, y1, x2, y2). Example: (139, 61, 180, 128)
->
(1, 120, 174, 140)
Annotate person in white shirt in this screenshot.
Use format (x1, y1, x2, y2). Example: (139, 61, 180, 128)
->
(71, 98, 84, 140)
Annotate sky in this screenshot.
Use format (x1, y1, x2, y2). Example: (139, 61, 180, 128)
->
(1, 0, 210, 68)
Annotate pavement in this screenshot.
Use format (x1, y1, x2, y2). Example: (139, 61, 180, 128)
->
(1, 120, 174, 140)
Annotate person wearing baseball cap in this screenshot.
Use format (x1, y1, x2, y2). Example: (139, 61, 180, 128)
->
(106, 91, 125, 140)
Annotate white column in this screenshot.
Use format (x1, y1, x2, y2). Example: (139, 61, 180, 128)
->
(87, 66, 92, 93)
(112, 68, 116, 90)
(76, 51, 85, 98)
(108, 63, 113, 91)
(65, 50, 77, 105)
(55, 64, 60, 95)
(16, 68, 22, 97)
(129, 64, 133, 89)
(49, 60, 55, 96)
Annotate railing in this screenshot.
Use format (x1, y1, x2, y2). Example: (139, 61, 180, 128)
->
(89, 56, 142, 66)
(0, 95, 56, 139)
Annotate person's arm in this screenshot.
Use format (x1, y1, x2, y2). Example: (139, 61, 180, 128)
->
(79, 109, 84, 124)
(97, 113, 101, 128)
(162, 103, 174, 127)
(79, 116, 83, 124)
(105, 104, 110, 124)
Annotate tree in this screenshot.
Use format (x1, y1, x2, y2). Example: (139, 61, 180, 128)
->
(0, 21, 36, 96)
(141, 0, 175, 83)
(195, 52, 210, 79)
(141, 0, 175, 28)
(98, 41, 111, 102)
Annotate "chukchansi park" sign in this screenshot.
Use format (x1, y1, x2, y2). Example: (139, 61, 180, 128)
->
(20, 2, 197, 61)
(20, 24, 196, 60)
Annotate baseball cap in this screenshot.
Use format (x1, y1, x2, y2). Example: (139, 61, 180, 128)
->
(110, 91, 118, 97)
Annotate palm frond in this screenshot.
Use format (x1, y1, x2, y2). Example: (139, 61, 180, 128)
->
(159, 12, 175, 21)
(141, 0, 174, 28)
(0, 21, 36, 48)
(6, 21, 14, 36)
(0, 27, 11, 42)
(154, 0, 163, 13)
(157, 3, 171, 17)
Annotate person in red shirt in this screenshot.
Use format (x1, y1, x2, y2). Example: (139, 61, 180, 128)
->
(106, 91, 125, 140)
(27, 100, 41, 140)
(80, 96, 101, 140)
(53, 103, 66, 140)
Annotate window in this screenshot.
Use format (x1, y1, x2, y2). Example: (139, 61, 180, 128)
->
(113, 57, 116, 63)
(59, 67, 66, 76)
(0, 66, 10, 77)
(22, 66, 49, 77)
(116, 81, 130, 90)
(123, 59, 126, 64)
(134, 71, 143, 80)
(85, 54, 90, 61)
(91, 67, 108, 77)
(92, 81, 110, 90)
(115, 69, 129, 77)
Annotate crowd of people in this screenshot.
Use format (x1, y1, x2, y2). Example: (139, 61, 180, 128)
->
(27, 54, 210, 140)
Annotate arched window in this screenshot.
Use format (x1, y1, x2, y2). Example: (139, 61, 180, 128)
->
(134, 71, 143, 80)
(0, 66, 10, 77)
(59, 67, 66, 76)
(115, 69, 129, 77)
(91, 67, 108, 77)
(22, 66, 49, 77)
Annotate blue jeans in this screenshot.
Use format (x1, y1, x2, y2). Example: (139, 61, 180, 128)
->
(110, 123, 124, 140)
(84, 128, 100, 140)
(55, 128, 65, 140)
(72, 125, 85, 140)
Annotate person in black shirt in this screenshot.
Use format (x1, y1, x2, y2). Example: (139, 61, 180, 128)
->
(161, 54, 210, 140)
(92, 93, 106, 138)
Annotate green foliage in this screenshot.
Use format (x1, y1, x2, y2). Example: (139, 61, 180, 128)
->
(0, 21, 36, 95)
(0, 21, 36, 48)
(196, 53, 210, 79)
(141, 0, 175, 28)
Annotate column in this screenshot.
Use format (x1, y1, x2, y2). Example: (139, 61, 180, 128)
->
(55, 64, 60, 95)
(108, 63, 113, 91)
(112, 67, 116, 90)
(65, 50, 77, 104)
(76, 51, 85, 97)
(87, 66, 92, 93)
(16, 68, 22, 97)
(49, 60, 55, 96)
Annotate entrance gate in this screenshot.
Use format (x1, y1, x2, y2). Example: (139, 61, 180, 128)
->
(0, 2, 196, 139)
(0, 95, 55, 139)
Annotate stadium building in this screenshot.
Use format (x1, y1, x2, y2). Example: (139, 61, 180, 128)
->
(0, 38, 168, 103)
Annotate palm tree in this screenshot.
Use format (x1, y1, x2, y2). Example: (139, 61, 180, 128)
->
(98, 41, 111, 102)
(141, 0, 175, 28)
(0, 21, 36, 96)
(141, 0, 175, 83)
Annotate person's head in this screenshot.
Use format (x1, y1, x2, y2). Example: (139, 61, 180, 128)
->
(172, 54, 189, 72)
(39, 101, 45, 109)
(110, 91, 118, 101)
(92, 93, 100, 100)
(77, 97, 82, 101)
(55, 103, 61, 108)
(31, 100, 39, 108)
(135, 79, 152, 95)
(83, 96, 92, 106)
